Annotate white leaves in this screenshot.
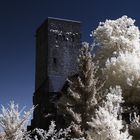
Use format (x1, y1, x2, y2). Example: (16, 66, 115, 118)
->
(0, 101, 34, 140)
(34, 121, 71, 140)
(67, 108, 81, 124)
(130, 113, 140, 130)
(93, 16, 140, 52)
(87, 86, 132, 140)
(104, 50, 140, 99)
(93, 15, 140, 103)
(0, 102, 72, 140)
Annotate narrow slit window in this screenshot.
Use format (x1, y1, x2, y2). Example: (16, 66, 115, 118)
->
(53, 58, 57, 64)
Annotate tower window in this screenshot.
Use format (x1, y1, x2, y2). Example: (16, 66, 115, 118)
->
(52, 57, 58, 71)
(53, 58, 57, 64)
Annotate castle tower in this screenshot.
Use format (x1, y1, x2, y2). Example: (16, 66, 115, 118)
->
(30, 17, 81, 130)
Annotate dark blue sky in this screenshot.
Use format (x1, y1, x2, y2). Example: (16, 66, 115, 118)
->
(0, 0, 140, 110)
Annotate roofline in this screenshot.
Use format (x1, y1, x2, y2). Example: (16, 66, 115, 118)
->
(36, 17, 81, 34)
(48, 17, 81, 23)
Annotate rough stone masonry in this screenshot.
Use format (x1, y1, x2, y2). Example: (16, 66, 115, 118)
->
(29, 17, 81, 130)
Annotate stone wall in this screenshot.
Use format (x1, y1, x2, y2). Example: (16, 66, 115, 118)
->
(30, 18, 81, 130)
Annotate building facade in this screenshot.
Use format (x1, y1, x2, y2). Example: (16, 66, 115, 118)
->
(30, 17, 81, 130)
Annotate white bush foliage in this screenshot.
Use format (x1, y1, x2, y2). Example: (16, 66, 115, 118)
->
(93, 16, 140, 52)
(130, 113, 140, 129)
(93, 15, 140, 103)
(129, 113, 140, 135)
(0, 101, 33, 140)
(105, 51, 140, 89)
(33, 121, 71, 140)
(0, 102, 81, 140)
(87, 86, 132, 140)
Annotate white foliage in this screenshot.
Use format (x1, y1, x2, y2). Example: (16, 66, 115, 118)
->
(129, 113, 140, 134)
(87, 86, 132, 140)
(0, 101, 81, 140)
(93, 15, 140, 103)
(0, 101, 33, 140)
(104, 51, 140, 89)
(58, 42, 103, 139)
(93, 15, 140, 52)
(33, 121, 71, 140)
(33, 121, 86, 140)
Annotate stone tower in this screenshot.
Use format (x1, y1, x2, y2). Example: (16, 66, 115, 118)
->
(30, 17, 81, 130)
